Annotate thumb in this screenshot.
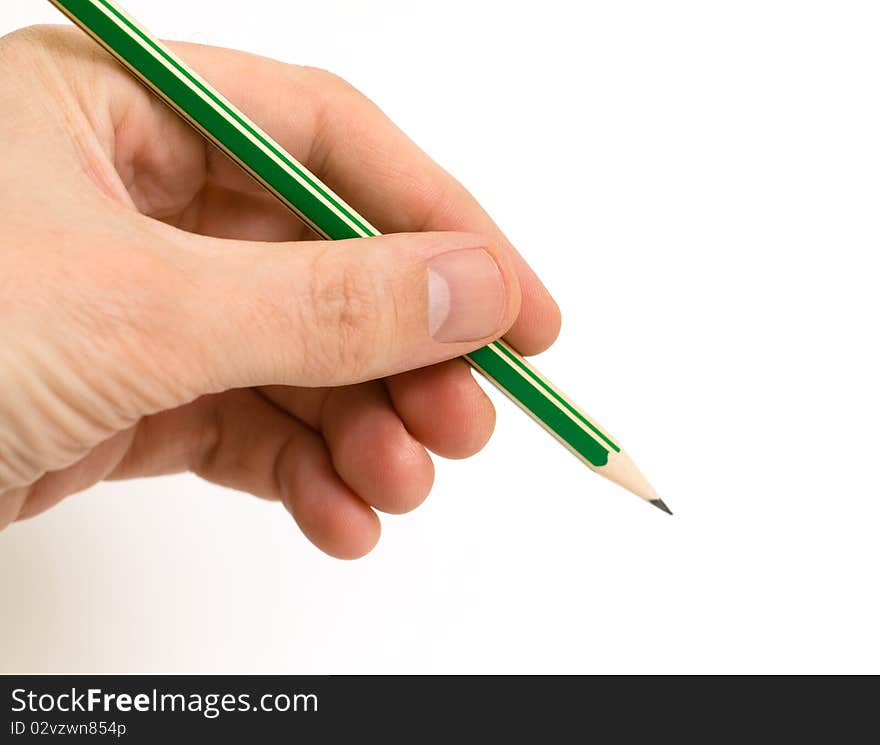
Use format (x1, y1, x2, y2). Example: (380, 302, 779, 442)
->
(178, 231, 521, 392)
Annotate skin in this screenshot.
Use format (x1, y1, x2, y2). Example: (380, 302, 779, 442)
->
(0, 26, 561, 559)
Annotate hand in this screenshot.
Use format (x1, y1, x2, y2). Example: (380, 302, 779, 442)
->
(0, 26, 560, 558)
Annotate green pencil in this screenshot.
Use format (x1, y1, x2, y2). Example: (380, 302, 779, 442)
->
(47, 0, 670, 515)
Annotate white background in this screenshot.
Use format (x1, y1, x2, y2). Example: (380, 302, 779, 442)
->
(1, 0, 878, 673)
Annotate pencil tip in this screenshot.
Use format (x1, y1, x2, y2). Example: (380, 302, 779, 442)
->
(650, 498, 673, 516)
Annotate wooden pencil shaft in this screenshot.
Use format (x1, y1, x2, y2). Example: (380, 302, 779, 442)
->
(47, 0, 661, 506)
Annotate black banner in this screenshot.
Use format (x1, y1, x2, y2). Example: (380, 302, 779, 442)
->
(1, 675, 870, 740)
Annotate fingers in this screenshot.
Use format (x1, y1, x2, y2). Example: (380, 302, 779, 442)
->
(262, 377, 494, 499)
(317, 383, 435, 515)
(385, 360, 496, 459)
(276, 416, 381, 561)
(110, 390, 380, 559)
(160, 41, 561, 354)
(262, 384, 434, 515)
(168, 230, 521, 395)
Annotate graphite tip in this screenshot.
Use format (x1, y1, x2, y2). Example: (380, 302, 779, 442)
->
(650, 498, 673, 516)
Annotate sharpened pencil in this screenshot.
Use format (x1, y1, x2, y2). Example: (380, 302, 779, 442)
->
(47, 0, 669, 513)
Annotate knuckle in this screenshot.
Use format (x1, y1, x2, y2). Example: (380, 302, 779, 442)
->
(279, 66, 368, 170)
(301, 66, 359, 97)
(414, 180, 458, 230)
(303, 66, 373, 123)
(0, 26, 46, 74)
(302, 249, 382, 381)
(0, 25, 76, 66)
(0, 25, 49, 52)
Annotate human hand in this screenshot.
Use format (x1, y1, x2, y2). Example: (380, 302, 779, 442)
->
(0, 26, 560, 558)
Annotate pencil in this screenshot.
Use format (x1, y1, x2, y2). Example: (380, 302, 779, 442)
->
(47, 0, 671, 515)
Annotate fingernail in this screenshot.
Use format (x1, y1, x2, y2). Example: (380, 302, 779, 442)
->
(427, 248, 505, 342)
